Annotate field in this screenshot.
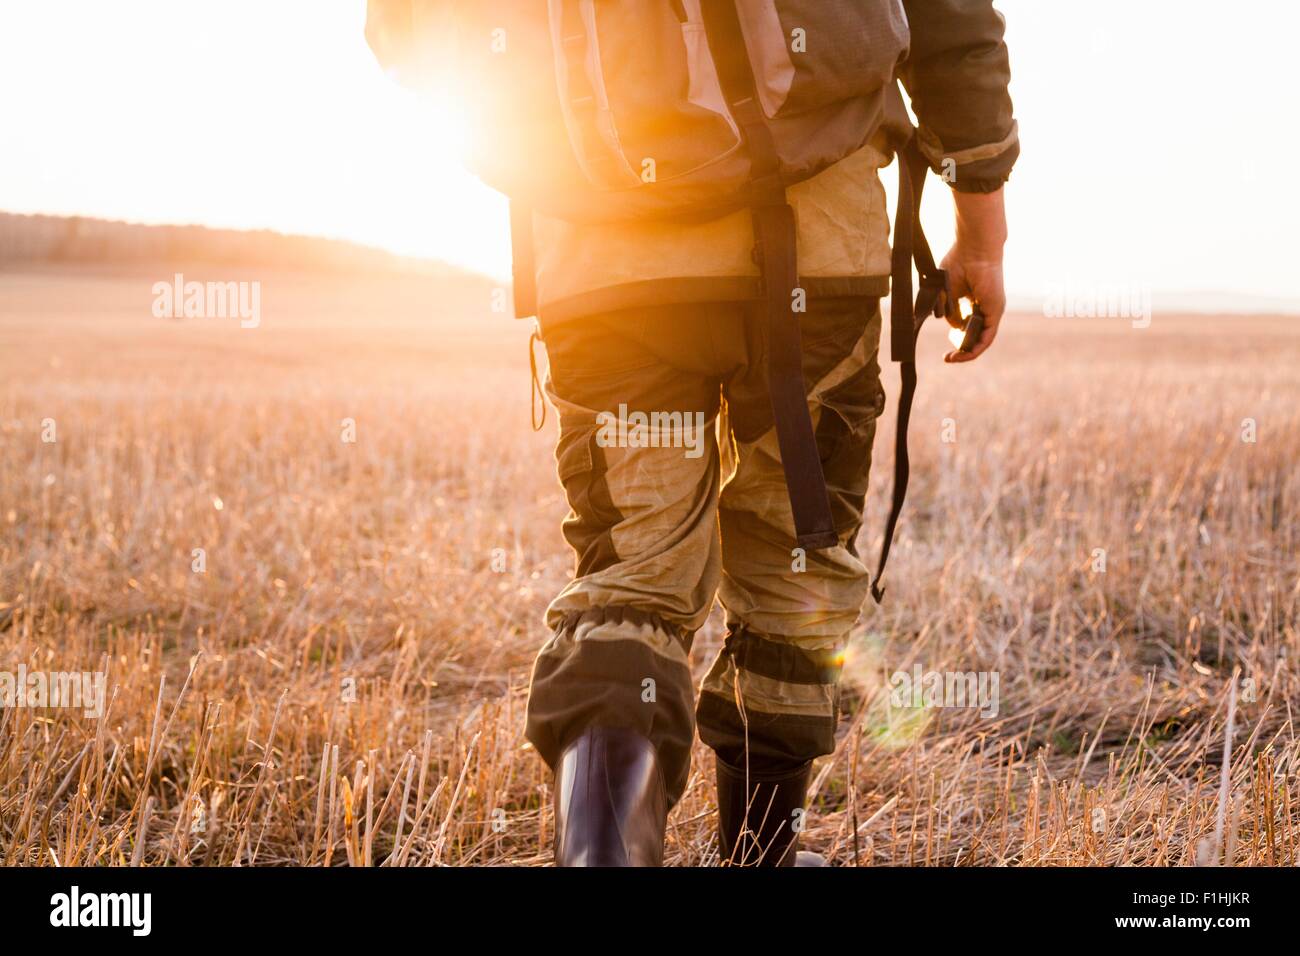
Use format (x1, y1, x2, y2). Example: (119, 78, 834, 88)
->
(1, 263, 1297, 866)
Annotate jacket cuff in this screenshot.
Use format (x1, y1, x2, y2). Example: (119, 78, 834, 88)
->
(947, 144, 1020, 193)
(918, 120, 1019, 193)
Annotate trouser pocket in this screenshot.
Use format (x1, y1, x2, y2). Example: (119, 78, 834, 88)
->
(814, 358, 885, 533)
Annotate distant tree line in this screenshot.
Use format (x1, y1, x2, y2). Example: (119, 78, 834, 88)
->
(0, 212, 450, 276)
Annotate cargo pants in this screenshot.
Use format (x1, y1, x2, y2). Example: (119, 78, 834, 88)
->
(525, 296, 884, 806)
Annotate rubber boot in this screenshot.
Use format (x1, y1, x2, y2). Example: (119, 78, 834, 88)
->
(716, 758, 826, 867)
(553, 727, 667, 866)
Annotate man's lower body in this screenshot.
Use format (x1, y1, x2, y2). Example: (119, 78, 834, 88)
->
(525, 295, 884, 865)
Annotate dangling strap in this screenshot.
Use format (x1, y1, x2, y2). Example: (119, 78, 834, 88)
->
(753, 201, 839, 551)
(512, 199, 547, 431)
(528, 328, 547, 432)
(870, 134, 951, 603)
(702, 0, 837, 552)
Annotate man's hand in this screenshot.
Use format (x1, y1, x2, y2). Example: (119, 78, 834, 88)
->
(941, 187, 1007, 363)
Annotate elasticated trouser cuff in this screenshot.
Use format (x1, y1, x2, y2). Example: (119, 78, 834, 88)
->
(525, 606, 696, 807)
(697, 622, 843, 773)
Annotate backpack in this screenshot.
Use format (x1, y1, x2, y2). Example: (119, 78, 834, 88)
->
(366, 0, 956, 600)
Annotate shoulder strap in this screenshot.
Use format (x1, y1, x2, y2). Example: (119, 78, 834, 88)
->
(702, 0, 838, 552)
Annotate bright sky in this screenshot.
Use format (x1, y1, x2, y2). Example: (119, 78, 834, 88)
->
(2, 0, 1297, 310)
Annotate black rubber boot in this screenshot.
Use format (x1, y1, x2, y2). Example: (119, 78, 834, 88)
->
(716, 758, 827, 867)
(553, 727, 667, 866)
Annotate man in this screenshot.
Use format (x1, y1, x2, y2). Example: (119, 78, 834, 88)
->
(365, 0, 1017, 867)
(523, 1, 1017, 866)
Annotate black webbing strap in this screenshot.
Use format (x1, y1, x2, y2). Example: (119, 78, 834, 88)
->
(702, 1, 837, 551)
(754, 200, 838, 550)
(870, 133, 950, 602)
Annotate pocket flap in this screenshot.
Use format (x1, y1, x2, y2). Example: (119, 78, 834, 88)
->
(556, 427, 595, 483)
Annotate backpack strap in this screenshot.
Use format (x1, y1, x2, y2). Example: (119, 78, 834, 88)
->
(702, 0, 838, 552)
(870, 119, 952, 603)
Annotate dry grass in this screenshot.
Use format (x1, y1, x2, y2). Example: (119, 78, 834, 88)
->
(1, 263, 1296, 866)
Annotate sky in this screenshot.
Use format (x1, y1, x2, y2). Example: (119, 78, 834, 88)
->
(2, 0, 1298, 311)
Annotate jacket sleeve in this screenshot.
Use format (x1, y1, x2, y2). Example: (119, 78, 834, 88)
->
(898, 0, 1019, 193)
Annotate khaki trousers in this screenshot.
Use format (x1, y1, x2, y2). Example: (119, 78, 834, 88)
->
(526, 296, 884, 805)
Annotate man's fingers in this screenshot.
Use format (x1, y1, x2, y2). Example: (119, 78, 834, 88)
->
(941, 260, 969, 327)
(938, 248, 1005, 363)
(944, 306, 1001, 363)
